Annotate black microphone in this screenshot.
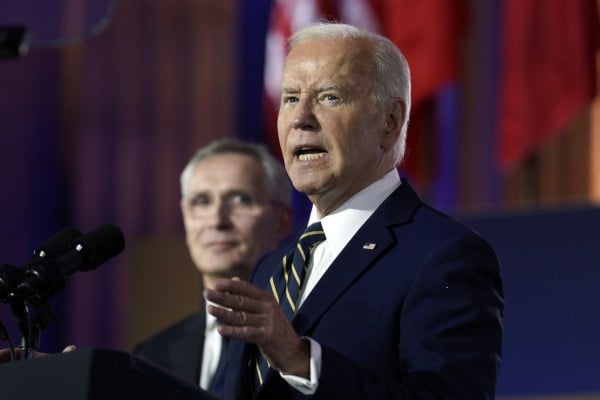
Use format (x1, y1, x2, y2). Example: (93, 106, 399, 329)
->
(11, 223, 125, 306)
(1, 227, 82, 355)
(32, 226, 82, 259)
(0, 226, 82, 303)
(0, 26, 29, 59)
(0, 264, 23, 304)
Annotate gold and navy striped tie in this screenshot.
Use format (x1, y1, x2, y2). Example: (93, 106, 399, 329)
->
(253, 222, 326, 389)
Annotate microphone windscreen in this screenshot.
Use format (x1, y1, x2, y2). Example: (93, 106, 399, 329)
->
(0, 263, 24, 302)
(33, 226, 82, 259)
(75, 224, 125, 271)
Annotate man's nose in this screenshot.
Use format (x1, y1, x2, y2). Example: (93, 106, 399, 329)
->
(205, 199, 232, 226)
(292, 99, 319, 131)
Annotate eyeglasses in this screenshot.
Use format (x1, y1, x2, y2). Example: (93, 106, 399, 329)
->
(182, 192, 271, 219)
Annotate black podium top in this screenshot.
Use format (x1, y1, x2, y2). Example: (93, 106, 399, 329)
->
(0, 348, 218, 400)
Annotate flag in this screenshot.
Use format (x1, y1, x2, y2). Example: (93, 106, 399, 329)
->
(498, 0, 599, 169)
(379, 0, 466, 185)
(381, 0, 466, 107)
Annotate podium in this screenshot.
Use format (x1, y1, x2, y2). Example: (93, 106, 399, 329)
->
(0, 348, 218, 399)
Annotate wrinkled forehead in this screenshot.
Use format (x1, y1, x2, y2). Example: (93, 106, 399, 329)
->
(283, 38, 375, 88)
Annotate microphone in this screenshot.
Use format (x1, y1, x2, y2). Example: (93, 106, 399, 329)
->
(32, 226, 82, 259)
(11, 223, 125, 306)
(0, 264, 23, 304)
(0, 226, 82, 303)
(0, 26, 29, 59)
(1, 227, 82, 355)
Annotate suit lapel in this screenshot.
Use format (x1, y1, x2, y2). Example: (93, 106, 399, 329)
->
(233, 180, 422, 396)
(293, 180, 422, 335)
(168, 312, 205, 384)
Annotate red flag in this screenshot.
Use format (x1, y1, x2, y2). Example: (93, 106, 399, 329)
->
(379, 0, 466, 184)
(498, 0, 599, 169)
(380, 0, 466, 107)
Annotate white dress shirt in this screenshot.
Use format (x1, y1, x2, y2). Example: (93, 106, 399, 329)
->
(199, 309, 223, 390)
(281, 169, 401, 394)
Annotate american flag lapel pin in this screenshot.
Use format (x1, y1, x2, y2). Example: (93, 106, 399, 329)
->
(362, 242, 376, 250)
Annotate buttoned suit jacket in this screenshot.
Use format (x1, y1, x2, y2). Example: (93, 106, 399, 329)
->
(224, 179, 504, 399)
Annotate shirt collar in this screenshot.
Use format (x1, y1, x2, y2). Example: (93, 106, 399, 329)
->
(307, 169, 401, 255)
(204, 302, 218, 332)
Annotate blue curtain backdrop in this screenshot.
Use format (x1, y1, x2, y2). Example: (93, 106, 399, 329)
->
(1, 0, 240, 350)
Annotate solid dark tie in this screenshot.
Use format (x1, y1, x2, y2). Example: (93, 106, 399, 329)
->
(208, 336, 228, 398)
(253, 222, 326, 389)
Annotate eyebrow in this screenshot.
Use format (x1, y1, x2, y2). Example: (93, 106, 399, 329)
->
(281, 84, 341, 96)
(319, 84, 340, 92)
(281, 87, 300, 95)
(191, 187, 259, 198)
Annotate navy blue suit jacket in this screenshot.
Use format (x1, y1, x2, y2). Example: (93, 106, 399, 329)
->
(224, 180, 504, 399)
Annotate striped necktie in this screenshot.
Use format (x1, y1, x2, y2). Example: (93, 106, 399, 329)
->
(253, 222, 326, 389)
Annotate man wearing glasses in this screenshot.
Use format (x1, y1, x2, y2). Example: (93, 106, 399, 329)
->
(135, 138, 293, 398)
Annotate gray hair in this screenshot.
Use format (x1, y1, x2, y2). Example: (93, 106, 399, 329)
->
(289, 22, 411, 163)
(180, 138, 292, 207)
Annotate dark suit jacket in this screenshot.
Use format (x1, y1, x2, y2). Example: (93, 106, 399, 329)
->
(134, 312, 205, 384)
(134, 312, 228, 397)
(225, 179, 504, 399)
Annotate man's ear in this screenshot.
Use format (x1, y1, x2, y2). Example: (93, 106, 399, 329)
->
(385, 99, 406, 135)
(381, 99, 406, 147)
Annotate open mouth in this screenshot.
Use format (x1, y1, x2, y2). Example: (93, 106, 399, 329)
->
(296, 146, 327, 161)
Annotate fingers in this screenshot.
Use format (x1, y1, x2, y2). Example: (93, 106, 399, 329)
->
(204, 279, 272, 314)
(207, 304, 254, 327)
(206, 291, 263, 314)
(62, 345, 77, 353)
(207, 303, 268, 343)
(212, 277, 269, 298)
(206, 292, 279, 330)
(204, 278, 283, 343)
(203, 277, 305, 372)
(0, 346, 75, 363)
(0, 348, 12, 363)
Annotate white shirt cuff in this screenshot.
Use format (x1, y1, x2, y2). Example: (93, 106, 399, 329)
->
(279, 337, 322, 395)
